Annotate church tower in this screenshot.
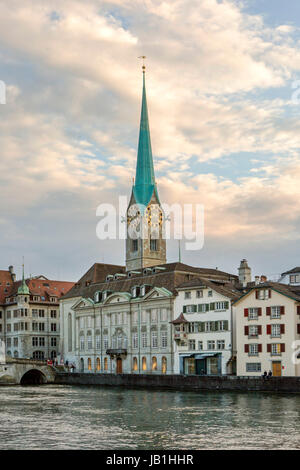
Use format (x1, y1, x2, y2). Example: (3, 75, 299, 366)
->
(126, 63, 166, 271)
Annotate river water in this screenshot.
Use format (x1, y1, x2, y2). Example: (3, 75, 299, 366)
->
(0, 384, 300, 449)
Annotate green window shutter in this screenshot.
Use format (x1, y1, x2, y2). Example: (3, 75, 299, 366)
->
(198, 304, 202, 312)
(224, 301, 229, 309)
(183, 306, 186, 313)
(210, 321, 215, 331)
(193, 305, 197, 312)
(224, 320, 229, 331)
(215, 321, 219, 331)
(210, 303, 215, 311)
(200, 322, 204, 332)
(206, 304, 210, 312)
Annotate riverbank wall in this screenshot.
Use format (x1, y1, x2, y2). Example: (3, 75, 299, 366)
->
(54, 372, 300, 393)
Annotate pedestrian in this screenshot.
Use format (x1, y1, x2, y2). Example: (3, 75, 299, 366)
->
(262, 371, 267, 380)
(268, 370, 272, 379)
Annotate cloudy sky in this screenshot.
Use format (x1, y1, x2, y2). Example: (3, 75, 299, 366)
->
(1, 0, 300, 282)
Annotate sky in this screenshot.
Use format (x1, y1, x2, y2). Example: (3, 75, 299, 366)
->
(1, 0, 300, 282)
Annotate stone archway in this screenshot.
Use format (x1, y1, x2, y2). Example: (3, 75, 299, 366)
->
(20, 369, 47, 385)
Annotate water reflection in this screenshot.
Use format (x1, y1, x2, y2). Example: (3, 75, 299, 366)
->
(0, 385, 300, 449)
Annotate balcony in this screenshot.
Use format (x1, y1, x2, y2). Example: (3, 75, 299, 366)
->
(106, 348, 127, 357)
(174, 332, 187, 341)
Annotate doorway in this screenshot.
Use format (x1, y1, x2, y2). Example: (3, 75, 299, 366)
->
(272, 361, 282, 377)
(116, 357, 122, 374)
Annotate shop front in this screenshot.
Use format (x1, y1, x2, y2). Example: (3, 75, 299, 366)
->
(180, 353, 222, 376)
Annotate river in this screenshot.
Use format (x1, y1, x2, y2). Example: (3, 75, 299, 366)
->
(0, 384, 299, 449)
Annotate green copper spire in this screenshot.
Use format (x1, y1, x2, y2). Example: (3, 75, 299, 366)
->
(133, 65, 159, 208)
(18, 261, 29, 295)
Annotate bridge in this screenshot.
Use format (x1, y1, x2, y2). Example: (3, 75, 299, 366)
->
(0, 357, 57, 385)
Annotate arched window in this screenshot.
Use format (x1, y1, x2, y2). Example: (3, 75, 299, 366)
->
(88, 358, 92, 371)
(104, 357, 108, 371)
(133, 357, 138, 372)
(68, 313, 72, 352)
(50, 351, 56, 360)
(14, 350, 18, 358)
(152, 356, 157, 371)
(162, 356, 167, 374)
(6, 350, 11, 356)
(96, 357, 101, 371)
(80, 358, 84, 372)
(142, 356, 147, 371)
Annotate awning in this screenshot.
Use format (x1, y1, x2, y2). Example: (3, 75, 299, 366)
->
(179, 354, 193, 358)
(194, 353, 219, 359)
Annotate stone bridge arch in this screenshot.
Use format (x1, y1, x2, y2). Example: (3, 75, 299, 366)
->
(0, 358, 56, 385)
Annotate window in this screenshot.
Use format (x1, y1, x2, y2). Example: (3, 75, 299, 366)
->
(217, 340, 225, 350)
(258, 289, 270, 300)
(246, 363, 261, 372)
(96, 357, 101, 371)
(132, 333, 138, 349)
(161, 331, 167, 348)
(51, 323, 57, 332)
(189, 340, 196, 350)
(39, 337, 45, 347)
(184, 291, 191, 299)
(50, 310, 57, 318)
(88, 358, 92, 371)
(249, 325, 258, 337)
(196, 290, 203, 298)
(208, 291, 213, 297)
(188, 322, 195, 333)
(39, 323, 45, 331)
(33, 351, 44, 360)
(104, 357, 108, 371)
(103, 335, 108, 350)
(219, 321, 229, 331)
(215, 301, 229, 311)
(13, 338, 18, 347)
(184, 305, 197, 313)
(271, 343, 281, 356)
(290, 274, 300, 284)
(151, 332, 158, 348)
(151, 309, 158, 323)
(133, 357, 138, 371)
(32, 309, 38, 318)
(32, 337, 38, 347)
(271, 324, 281, 338)
(208, 340, 215, 350)
(198, 341, 203, 350)
(150, 239, 157, 251)
(6, 338, 11, 347)
(271, 306, 281, 319)
(142, 357, 147, 371)
(80, 336, 85, 351)
(249, 344, 259, 356)
(6, 324, 11, 332)
(152, 356, 157, 371)
(96, 335, 101, 349)
(142, 332, 147, 348)
(249, 308, 259, 320)
(51, 337, 57, 347)
(132, 239, 138, 252)
(162, 356, 167, 374)
(87, 334, 92, 350)
(39, 310, 45, 318)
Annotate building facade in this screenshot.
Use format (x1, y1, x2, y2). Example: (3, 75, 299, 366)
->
(172, 278, 239, 375)
(235, 282, 300, 377)
(0, 266, 73, 360)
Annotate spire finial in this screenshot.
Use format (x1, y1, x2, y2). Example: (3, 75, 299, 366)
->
(138, 55, 146, 73)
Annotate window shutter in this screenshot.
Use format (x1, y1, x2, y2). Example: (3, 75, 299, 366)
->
(215, 321, 219, 331)
(224, 320, 229, 331)
(258, 344, 262, 353)
(258, 325, 262, 335)
(280, 324, 285, 334)
(224, 301, 229, 309)
(269, 289, 272, 298)
(193, 305, 197, 312)
(244, 326, 249, 336)
(206, 304, 210, 312)
(244, 308, 249, 317)
(258, 308, 262, 316)
(255, 290, 259, 299)
(266, 324, 271, 335)
(210, 303, 215, 311)
(280, 306, 285, 315)
(266, 307, 271, 316)
(281, 344, 285, 353)
(198, 304, 203, 312)
(297, 306, 300, 315)
(267, 344, 271, 353)
(298, 324, 300, 335)
(183, 306, 186, 313)
(244, 344, 249, 353)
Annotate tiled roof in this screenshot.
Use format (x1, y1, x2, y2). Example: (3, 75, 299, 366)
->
(177, 276, 241, 300)
(281, 267, 300, 275)
(62, 262, 238, 301)
(0, 270, 14, 303)
(234, 281, 300, 304)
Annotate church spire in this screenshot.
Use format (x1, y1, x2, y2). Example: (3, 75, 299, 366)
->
(133, 60, 158, 208)
(18, 259, 29, 295)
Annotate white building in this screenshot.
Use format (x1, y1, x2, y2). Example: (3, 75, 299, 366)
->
(172, 278, 240, 375)
(235, 282, 300, 377)
(279, 267, 300, 286)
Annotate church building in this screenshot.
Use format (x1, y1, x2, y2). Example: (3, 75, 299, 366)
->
(59, 66, 239, 374)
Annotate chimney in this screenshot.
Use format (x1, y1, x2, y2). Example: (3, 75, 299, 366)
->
(238, 259, 252, 287)
(255, 275, 260, 285)
(8, 265, 16, 282)
(260, 275, 267, 283)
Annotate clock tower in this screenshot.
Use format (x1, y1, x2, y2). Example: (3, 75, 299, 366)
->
(126, 65, 166, 271)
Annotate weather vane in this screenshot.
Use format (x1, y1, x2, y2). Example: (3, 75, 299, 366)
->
(138, 55, 146, 72)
